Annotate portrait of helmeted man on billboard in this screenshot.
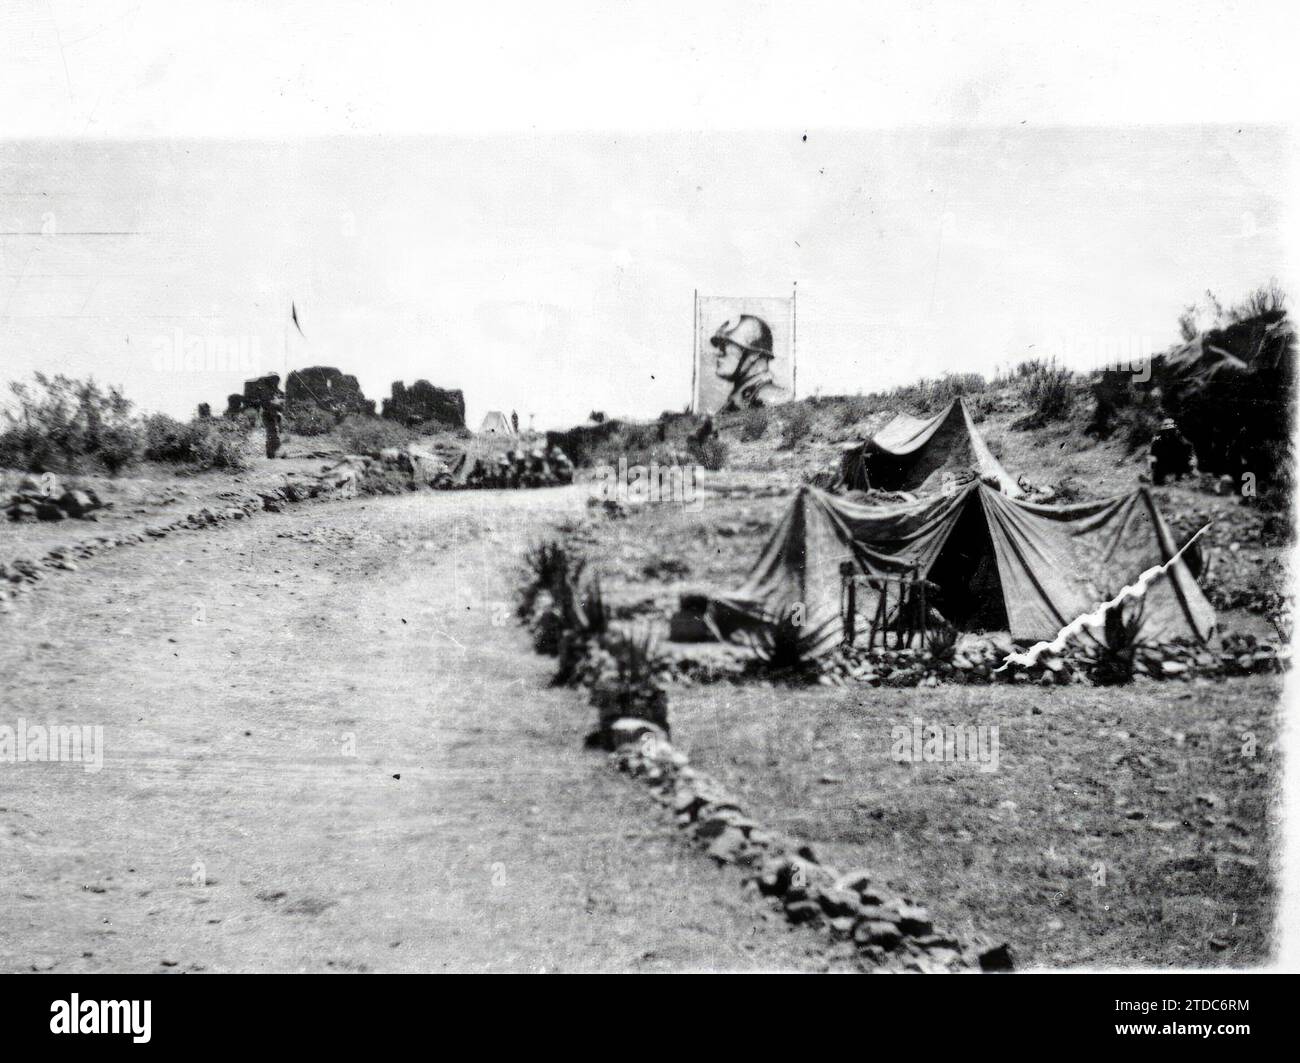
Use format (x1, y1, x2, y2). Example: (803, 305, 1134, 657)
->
(694, 294, 795, 415)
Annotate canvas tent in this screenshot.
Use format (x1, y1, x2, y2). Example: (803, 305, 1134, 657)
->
(837, 398, 1023, 497)
(479, 410, 515, 436)
(703, 482, 1214, 658)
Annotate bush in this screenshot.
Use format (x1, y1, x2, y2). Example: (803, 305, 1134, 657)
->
(143, 414, 250, 471)
(517, 540, 577, 621)
(836, 395, 875, 428)
(409, 417, 465, 437)
(740, 407, 769, 441)
(588, 627, 670, 734)
(287, 404, 336, 436)
(927, 621, 958, 663)
(0, 373, 141, 474)
(688, 435, 727, 470)
(779, 405, 814, 448)
(1086, 599, 1147, 686)
(1015, 360, 1074, 427)
(338, 415, 415, 455)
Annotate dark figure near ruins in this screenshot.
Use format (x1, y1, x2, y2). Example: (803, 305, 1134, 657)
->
(511, 410, 520, 434)
(260, 377, 286, 459)
(711, 314, 786, 412)
(1148, 417, 1197, 485)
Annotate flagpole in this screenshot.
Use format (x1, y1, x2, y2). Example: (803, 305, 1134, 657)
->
(690, 288, 698, 414)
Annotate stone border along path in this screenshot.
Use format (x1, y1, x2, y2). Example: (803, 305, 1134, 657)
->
(0, 462, 361, 616)
(4, 456, 1012, 973)
(603, 719, 1015, 973)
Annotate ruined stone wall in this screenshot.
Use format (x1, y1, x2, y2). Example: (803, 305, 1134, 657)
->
(286, 366, 375, 416)
(381, 380, 466, 429)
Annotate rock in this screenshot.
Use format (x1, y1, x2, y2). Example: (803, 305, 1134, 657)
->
(1161, 660, 1188, 677)
(829, 916, 857, 939)
(978, 943, 1015, 971)
(57, 490, 98, 517)
(854, 919, 903, 950)
(892, 903, 933, 936)
(784, 899, 823, 926)
(832, 869, 875, 896)
(816, 887, 862, 918)
(705, 827, 749, 865)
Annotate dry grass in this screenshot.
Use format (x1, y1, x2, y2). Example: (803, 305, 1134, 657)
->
(668, 676, 1280, 969)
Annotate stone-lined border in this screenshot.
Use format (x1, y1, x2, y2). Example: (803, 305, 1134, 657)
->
(1, 463, 360, 615)
(603, 718, 1014, 974)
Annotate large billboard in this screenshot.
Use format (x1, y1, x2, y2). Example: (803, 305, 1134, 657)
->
(693, 293, 796, 415)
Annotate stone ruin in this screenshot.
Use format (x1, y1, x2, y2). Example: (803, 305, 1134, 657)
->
(286, 366, 375, 416)
(382, 380, 466, 429)
(224, 373, 282, 417)
(220, 371, 464, 429)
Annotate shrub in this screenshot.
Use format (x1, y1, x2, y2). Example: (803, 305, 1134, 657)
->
(747, 607, 813, 674)
(409, 417, 464, 437)
(1015, 360, 1074, 427)
(517, 540, 577, 622)
(554, 575, 611, 685)
(835, 395, 875, 428)
(142, 414, 250, 471)
(287, 404, 336, 436)
(0, 373, 141, 474)
(740, 406, 769, 441)
(688, 435, 727, 471)
(923, 372, 986, 412)
(1086, 599, 1146, 686)
(927, 621, 958, 663)
(779, 405, 814, 448)
(588, 627, 670, 734)
(338, 415, 415, 455)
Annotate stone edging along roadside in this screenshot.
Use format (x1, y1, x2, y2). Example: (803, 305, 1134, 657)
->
(602, 718, 1015, 973)
(0, 461, 362, 616)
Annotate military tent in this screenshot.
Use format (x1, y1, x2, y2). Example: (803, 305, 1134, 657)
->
(479, 411, 515, 436)
(702, 481, 1214, 658)
(836, 398, 1022, 497)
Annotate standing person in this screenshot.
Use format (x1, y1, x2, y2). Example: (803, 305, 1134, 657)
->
(261, 386, 286, 459)
(511, 409, 520, 435)
(1148, 417, 1196, 485)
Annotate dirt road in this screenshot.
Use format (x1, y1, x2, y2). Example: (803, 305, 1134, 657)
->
(0, 488, 821, 972)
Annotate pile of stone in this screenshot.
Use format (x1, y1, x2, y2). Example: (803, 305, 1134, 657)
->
(606, 717, 1013, 973)
(1217, 632, 1289, 676)
(6, 475, 110, 522)
(814, 632, 1289, 688)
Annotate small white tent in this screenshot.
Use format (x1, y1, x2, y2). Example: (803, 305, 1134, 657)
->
(479, 411, 515, 436)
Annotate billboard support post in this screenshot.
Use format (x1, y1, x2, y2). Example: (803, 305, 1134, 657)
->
(791, 283, 798, 400)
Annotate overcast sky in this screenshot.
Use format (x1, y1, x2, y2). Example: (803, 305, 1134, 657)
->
(1, 129, 1288, 427)
(0, 2, 1294, 428)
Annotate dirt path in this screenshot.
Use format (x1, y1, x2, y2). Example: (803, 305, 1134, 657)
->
(0, 487, 823, 973)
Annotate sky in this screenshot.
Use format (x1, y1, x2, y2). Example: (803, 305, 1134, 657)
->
(0, 0, 1294, 429)
(0, 128, 1289, 428)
